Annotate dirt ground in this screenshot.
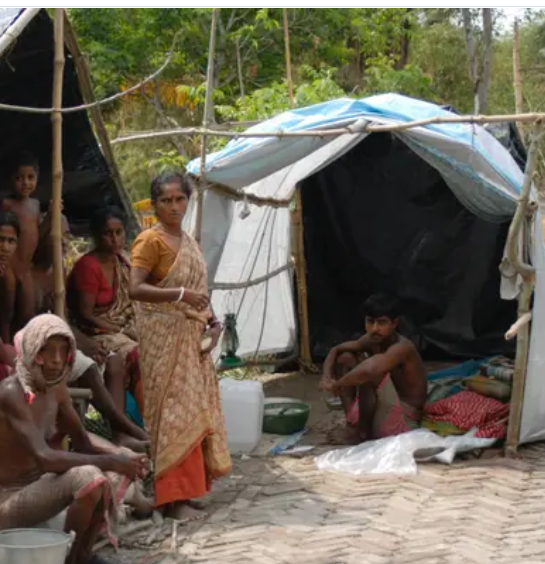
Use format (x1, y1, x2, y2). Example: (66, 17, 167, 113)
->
(99, 370, 539, 564)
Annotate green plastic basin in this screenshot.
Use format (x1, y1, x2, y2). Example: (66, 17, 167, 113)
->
(262, 398, 310, 435)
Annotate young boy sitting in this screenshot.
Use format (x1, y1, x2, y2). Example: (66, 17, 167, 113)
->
(321, 293, 427, 444)
(2, 151, 55, 329)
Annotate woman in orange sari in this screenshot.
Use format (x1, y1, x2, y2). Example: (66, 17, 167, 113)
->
(129, 171, 231, 521)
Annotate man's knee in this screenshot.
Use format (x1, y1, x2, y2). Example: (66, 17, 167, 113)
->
(67, 465, 107, 505)
(336, 352, 358, 371)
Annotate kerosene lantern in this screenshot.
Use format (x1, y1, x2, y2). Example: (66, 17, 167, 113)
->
(219, 313, 243, 369)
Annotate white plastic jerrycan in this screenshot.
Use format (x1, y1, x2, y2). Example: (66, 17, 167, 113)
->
(219, 378, 264, 454)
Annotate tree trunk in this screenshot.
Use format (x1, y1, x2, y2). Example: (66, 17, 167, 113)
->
(283, 8, 294, 109)
(236, 36, 245, 98)
(463, 8, 493, 115)
(396, 8, 413, 69)
(477, 8, 493, 114)
(462, 8, 479, 113)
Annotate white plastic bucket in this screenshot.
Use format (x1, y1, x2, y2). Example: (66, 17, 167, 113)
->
(0, 528, 72, 564)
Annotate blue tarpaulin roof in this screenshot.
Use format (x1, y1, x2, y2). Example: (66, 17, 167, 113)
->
(187, 94, 524, 221)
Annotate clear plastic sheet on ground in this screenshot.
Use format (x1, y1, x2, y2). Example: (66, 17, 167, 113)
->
(314, 428, 497, 476)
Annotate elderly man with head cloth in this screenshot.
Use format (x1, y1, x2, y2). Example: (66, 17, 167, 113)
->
(0, 314, 147, 564)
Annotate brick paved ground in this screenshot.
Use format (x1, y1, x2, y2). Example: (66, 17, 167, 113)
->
(102, 373, 545, 564)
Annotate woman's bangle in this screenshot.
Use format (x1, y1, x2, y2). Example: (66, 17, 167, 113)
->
(176, 287, 185, 304)
(209, 319, 222, 330)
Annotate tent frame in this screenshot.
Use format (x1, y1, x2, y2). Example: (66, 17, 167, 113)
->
(188, 125, 542, 456)
(3, 8, 541, 453)
(503, 123, 543, 456)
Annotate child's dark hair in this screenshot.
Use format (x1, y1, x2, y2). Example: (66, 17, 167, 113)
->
(362, 293, 401, 320)
(0, 210, 21, 238)
(89, 206, 126, 243)
(150, 170, 192, 203)
(10, 151, 40, 177)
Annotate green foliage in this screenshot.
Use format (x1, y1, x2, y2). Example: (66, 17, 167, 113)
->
(364, 59, 434, 99)
(66, 8, 545, 200)
(145, 149, 188, 174)
(410, 21, 473, 111)
(216, 66, 346, 123)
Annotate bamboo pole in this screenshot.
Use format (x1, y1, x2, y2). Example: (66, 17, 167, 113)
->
(195, 8, 219, 244)
(504, 123, 543, 457)
(283, 9, 295, 109)
(513, 19, 525, 144)
(291, 187, 311, 366)
(51, 9, 65, 318)
(109, 112, 545, 145)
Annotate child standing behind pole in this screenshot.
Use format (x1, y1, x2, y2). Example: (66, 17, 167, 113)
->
(2, 152, 56, 330)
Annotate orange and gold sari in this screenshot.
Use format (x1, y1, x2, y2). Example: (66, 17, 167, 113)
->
(133, 229, 231, 506)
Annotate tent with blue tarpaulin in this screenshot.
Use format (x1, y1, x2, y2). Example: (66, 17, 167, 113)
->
(187, 93, 545, 445)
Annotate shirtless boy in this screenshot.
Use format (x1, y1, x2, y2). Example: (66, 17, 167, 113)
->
(0, 314, 147, 564)
(321, 293, 427, 444)
(2, 152, 53, 327)
(0, 211, 20, 378)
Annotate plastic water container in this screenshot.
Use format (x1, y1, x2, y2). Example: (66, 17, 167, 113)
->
(39, 510, 67, 532)
(219, 378, 264, 454)
(0, 529, 73, 564)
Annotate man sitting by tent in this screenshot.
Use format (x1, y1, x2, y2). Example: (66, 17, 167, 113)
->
(321, 293, 427, 444)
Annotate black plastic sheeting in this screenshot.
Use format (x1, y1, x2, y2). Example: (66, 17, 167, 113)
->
(441, 104, 527, 172)
(0, 10, 127, 235)
(484, 122, 527, 172)
(300, 132, 517, 361)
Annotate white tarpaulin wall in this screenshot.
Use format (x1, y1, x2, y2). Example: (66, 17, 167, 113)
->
(187, 94, 545, 444)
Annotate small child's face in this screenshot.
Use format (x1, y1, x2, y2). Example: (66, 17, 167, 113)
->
(13, 165, 38, 198)
(0, 225, 17, 265)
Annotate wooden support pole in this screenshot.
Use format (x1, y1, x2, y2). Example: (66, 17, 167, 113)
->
(51, 8, 65, 318)
(513, 19, 525, 144)
(283, 9, 294, 109)
(291, 187, 311, 366)
(504, 123, 543, 456)
(195, 8, 219, 244)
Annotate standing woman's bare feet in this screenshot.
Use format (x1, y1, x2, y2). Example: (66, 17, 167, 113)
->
(165, 501, 207, 522)
(186, 499, 206, 511)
